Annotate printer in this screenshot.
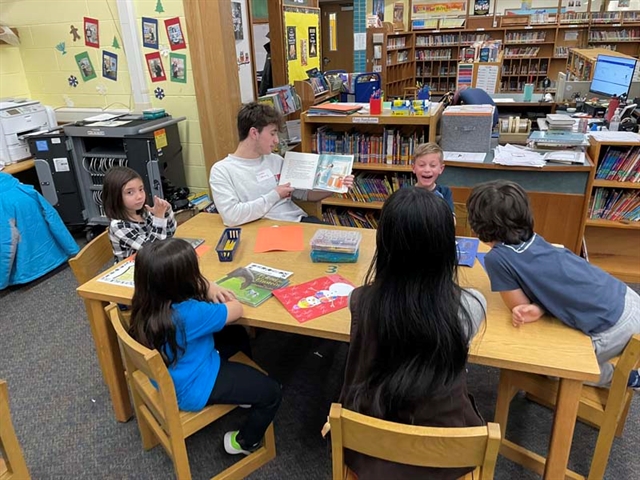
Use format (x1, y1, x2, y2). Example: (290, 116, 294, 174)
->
(0, 99, 56, 164)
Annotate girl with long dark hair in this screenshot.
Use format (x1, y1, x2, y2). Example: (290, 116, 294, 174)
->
(129, 238, 281, 455)
(339, 187, 486, 479)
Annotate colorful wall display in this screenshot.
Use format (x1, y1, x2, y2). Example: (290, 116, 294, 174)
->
(75, 51, 97, 81)
(164, 17, 186, 51)
(283, 6, 320, 84)
(169, 53, 187, 83)
(84, 17, 99, 47)
(412, 1, 467, 16)
(102, 51, 118, 81)
(142, 17, 159, 49)
(145, 51, 166, 82)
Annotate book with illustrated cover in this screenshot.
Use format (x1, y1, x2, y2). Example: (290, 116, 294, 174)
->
(215, 263, 293, 307)
(456, 237, 480, 267)
(98, 260, 135, 287)
(280, 152, 354, 193)
(272, 274, 355, 323)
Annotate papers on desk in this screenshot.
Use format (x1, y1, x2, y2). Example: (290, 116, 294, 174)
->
(543, 150, 586, 165)
(84, 113, 121, 122)
(588, 131, 640, 142)
(254, 225, 305, 252)
(493, 144, 546, 168)
(443, 151, 487, 163)
(98, 260, 135, 287)
(492, 98, 516, 103)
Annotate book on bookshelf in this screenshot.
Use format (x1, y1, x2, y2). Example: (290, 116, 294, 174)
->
(595, 146, 640, 182)
(588, 188, 640, 222)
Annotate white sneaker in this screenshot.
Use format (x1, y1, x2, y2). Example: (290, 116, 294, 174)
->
(238, 404, 251, 409)
(224, 431, 252, 455)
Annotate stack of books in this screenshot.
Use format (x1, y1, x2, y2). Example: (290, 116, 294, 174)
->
(546, 114, 575, 131)
(309, 229, 362, 263)
(307, 102, 362, 116)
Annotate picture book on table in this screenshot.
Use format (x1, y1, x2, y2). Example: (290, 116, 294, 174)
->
(215, 263, 293, 307)
(279, 152, 354, 193)
(456, 237, 480, 267)
(272, 274, 355, 323)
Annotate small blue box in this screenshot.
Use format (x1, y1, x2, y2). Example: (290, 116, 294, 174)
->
(310, 249, 359, 263)
(215, 228, 241, 262)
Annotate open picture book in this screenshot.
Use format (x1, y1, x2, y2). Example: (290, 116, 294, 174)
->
(279, 152, 354, 193)
(215, 263, 293, 308)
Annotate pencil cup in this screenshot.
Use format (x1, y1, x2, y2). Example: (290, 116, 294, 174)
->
(215, 227, 241, 262)
(370, 97, 382, 115)
(523, 83, 534, 102)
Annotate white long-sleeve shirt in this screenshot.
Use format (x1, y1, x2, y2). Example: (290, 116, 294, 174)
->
(209, 153, 308, 226)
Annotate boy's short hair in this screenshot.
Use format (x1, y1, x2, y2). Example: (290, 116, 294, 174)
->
(466, 180, 534, 244)
(237, 102, 283, 141)
(413, 142, 444, 163)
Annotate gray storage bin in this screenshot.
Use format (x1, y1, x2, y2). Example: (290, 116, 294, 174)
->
(440, 106, 494, 153)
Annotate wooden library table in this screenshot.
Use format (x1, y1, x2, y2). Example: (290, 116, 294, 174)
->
(76, 213, 599, 479)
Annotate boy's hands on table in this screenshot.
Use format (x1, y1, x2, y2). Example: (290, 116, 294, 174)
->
(512, 304, 544, 327)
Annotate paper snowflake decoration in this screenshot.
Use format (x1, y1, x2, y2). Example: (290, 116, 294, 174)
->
(68, 75, 78, 87)
(96, 84, 107, 95)
(159, 44, 170, 58)
(154, 87, 165, 100)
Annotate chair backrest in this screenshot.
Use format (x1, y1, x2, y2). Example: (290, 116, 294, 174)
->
(68, 230, 112, 285)
(106, 305, 182, 438)
(610, 334, 640, 398)
(329, 403, 500, 480)
(353, 73, 381, 102)
(0, 380, 30, 480)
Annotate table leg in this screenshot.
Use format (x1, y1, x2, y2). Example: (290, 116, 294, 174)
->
(544, 378, 582, 479)
(86, 299, 132, 422)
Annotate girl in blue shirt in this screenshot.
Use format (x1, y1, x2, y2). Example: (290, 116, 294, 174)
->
(129, 238, 282, 455)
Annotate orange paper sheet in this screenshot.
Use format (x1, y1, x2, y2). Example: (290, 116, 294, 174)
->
(254, 225, 305, 253)
(195, 244, 212, 257)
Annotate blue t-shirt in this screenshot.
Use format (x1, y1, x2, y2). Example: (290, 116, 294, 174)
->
(484, 233, 626, 335)
(168, 299, 228, 411)
(434, 184, 454, 213)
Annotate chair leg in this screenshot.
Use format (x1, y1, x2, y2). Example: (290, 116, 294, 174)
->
(169, 435, 192, 480)
(588, 419, 618, 480)
(614, 394, 632, 438)
(131, 397, 159, 450)
(494, 369, 518, 432)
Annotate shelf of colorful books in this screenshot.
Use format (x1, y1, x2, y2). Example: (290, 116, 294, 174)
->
(322, 197, 384, 210)
(322, 207, 379, 229)
(585, 218, 640, 230)
(351, 163, 413, 173)
(592, 180, 640, 189)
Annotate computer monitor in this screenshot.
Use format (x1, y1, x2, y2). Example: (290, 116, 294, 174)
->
(589, 54, 638, 98)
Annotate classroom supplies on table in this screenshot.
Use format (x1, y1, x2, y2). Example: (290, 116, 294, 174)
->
(456, 237, 480, 267)
(215, 228, 241, 261)
(215, 263, 293, 308)
(98, 260, 135, 287)
(309, 228, 362, 263)
(273, 274, 355, 323)
(279, 152, 354, 193)
(254, 225, 305, 253)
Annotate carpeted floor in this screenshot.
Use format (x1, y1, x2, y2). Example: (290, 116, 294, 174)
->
(1, 258, 638, 479)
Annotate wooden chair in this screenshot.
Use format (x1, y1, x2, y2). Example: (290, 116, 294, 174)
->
(494, 334, 640, 480)
(106, 305, 275, 480)
(0, 380, 30, 480)
(68, 230, 112, 286)
(454, 202, 473, 237)
(328, 403, 501, 480)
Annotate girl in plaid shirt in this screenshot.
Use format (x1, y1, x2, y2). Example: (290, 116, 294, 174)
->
(103, 166, 176, 262)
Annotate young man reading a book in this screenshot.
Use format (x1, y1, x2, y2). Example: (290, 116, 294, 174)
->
(210, 102, 354, 227)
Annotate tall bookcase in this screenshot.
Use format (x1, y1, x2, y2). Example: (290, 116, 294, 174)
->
(299, 105, 442, 227)
(566, 48, 637, 81)
(366, 12, 640, 98)
(584, 137, 640, 283)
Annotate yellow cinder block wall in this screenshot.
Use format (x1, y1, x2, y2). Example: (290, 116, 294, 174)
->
(0, 0, 208, 192)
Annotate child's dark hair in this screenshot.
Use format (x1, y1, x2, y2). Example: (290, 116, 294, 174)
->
(466, 180, 534, 244)
(237, 102, 283, 141)
(103, 166, 143, 220)
(129, 238, 210, 366)
(343, 187, 477, 422)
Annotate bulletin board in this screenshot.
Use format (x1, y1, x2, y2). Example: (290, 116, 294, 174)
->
(283, 6, 321, 84)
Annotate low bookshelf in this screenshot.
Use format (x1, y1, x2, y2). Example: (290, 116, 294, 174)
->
(584, 137, 640, 282)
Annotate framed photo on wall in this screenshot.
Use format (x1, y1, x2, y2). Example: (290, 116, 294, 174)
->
(75, 51, 97, 81)
(84, 17, 99, 48)
(169, 53, 187, 83)
(145, 51, 166, 82)
(142, 17, 159, 49)
(102, 51, 118, 81)
(165, 17, 187, 50)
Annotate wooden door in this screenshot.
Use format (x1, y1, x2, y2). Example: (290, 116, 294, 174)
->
(320, 2, 353, 72)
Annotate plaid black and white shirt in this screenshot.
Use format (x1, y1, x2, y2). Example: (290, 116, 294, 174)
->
(108, 209, 176, 262)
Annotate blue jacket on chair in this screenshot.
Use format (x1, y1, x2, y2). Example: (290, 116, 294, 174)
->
(0, 173, 79, 289)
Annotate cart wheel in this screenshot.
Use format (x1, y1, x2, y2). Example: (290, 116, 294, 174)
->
(86, 230, 96, 242)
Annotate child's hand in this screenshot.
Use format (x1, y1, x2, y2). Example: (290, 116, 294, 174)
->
(342, 175, 355, 189)
(276, 183, 294, 199)
(512, 304, 544, 327)
(208, 284, 237, 303)
(145, 196, 171, 218)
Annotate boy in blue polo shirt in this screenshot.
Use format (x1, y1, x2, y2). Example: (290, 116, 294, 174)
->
(467, 180, 640, 388)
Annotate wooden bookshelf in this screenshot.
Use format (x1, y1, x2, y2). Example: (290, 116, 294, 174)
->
(368, 13, 640, 98)
(584, 137, 640, 282)
(566, 48, 636, 81)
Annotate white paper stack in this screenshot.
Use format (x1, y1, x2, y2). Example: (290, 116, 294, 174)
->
(492, 144, 546, 168)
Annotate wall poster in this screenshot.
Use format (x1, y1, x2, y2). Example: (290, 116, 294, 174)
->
(283, 5, 320, 84)
(232, 0, 256, 103)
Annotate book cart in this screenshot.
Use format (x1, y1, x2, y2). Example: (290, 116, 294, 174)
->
(299, 105, 443, 228)
(584, 137, 640, 283)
